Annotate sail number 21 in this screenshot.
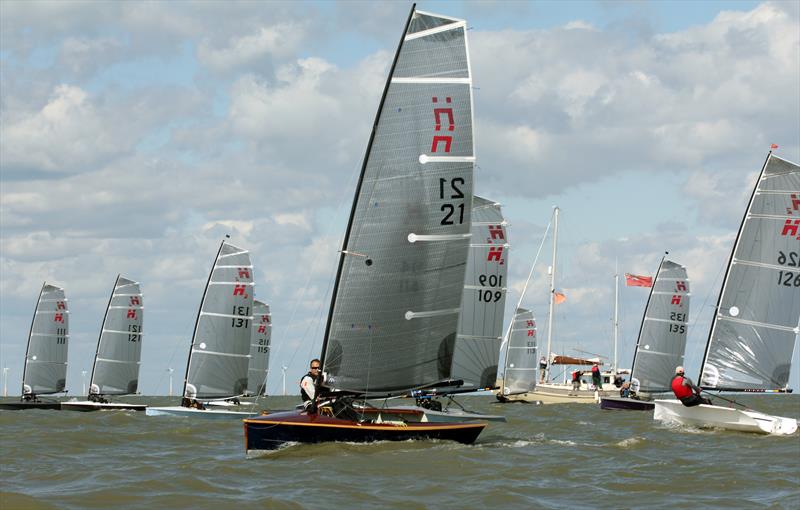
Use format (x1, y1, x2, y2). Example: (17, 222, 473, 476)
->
(439, 178, 465, 225)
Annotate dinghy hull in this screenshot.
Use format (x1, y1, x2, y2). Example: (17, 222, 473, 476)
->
(61, 400, 146, 412)
(146, 406, 256, 419)
(244, 409, 486, 453)
(600, 396, 654, 411)
(0, 401, 60, 411)
(653, 399, 798, 435)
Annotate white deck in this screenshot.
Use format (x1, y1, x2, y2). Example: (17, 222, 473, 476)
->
(653, 399, 797, 435)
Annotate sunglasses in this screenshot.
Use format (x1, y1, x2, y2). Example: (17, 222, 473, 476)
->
(311, 366, 321, 370)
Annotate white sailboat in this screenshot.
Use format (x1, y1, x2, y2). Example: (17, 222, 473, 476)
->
(147, 240, 259, 418)
(0, 283, 68, 410)
(654, 152, 799, 435)
(62, 276, 147, 411)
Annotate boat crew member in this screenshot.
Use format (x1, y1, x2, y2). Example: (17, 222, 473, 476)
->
(571, 370, 582, 392)
(591, 363, 602, 390)
(619, 381, 631, 398)
(671, 366, 712, 407)
(300, 359, 323, 413)
(539, 357, 547, 383)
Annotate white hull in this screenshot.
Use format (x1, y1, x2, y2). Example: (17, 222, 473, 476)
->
(145, 406, 257, 419)
(390, 405, 506, 423)
(653, 399, 798, 435)
(61, 400, 147, 412)
(526, 383, 610, 404)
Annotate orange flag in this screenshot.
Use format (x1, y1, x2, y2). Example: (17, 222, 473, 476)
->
(554, 291, 566, 304)
(771, 143, 779, 150)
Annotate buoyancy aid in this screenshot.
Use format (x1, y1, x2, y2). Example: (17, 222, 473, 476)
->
(671, 375, 693, 399)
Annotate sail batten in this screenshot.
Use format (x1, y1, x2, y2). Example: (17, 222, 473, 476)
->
(90, 276, 144, 396)
(321, 8, 474, 396)
(22, 283, 69, 395)
(701, 153, 800, 391)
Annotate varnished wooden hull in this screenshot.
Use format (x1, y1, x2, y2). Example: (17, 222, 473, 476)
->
(244, 409, 486, 453)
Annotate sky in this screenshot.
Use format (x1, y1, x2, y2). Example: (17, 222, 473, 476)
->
(1, 0, 798, 397)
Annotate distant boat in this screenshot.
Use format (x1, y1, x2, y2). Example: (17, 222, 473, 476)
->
(0, 283, 68, 411)
(147, 240, 258, 419)
(654, 152, 799, 435)
(62, 276, 147, 412)
(245, 6, 487, 453)
(245, 300, 271, 397)
(601, 257, 690, 411)
(496, 308, 539, 403)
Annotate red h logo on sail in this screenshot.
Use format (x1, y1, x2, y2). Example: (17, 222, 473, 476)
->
(671, 295, 682, 305)
(787, 194, 800, 215)
(261, 315, 270, 323)
(782, 219, 800, 240)
(238, 268, 250, 279)
(488, 225, 505, 241)
(527, 329, 535, 337)
(487, 247, 504, 262)
(258, 324, 267, 334)
(54, 313, 64, 323)
(676, 281, 687, 292)
(127, 309, 137, 319)
(430, 96, 453, 153)
(233, 285, 246, 296)
(56, 301, 66, 310)
(527, 320, 535, 328)
(130, 296, 140, 306)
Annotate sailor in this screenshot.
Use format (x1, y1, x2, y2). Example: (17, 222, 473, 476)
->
(591, 363, 602, 390)
(300, 359, 323, 413)
(619, 381, 631, 398)
(671, 366, 712, 407)
(571, 370, 582, 392)
(539, 357, 547, 383)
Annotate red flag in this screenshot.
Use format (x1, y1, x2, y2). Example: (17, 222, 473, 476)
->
(625, 273, 653, 287)
(771, 143, 779, 150)
(554, 291, 566, 304)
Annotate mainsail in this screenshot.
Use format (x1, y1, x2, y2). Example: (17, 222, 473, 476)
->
(321, 8, 475, 395)
(501, 308, 537, 395)
(183, 241, 254, 399)
(629, 259, 690, 394)
(246, 300, 271, 396)
(452, 196, 508, 390)
(701, 154, 800, 391)
(22, 283, 69, 395)
(89, 276, 143, 396)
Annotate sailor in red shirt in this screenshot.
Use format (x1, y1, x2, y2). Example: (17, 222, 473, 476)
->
(671, 366, 712, 407)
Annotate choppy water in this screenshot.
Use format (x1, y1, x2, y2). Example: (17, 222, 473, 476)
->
(1, 395, 799, 509)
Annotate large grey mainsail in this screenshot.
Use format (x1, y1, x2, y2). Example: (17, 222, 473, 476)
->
(452, 196, 508, 390)
(630, 259, 690, 394)
(246, 300, 271, 396)
(183, 241, 254, 399)
(321, 8, 475, 395)
(701, 154, 800, 391)
(22, 283, 69, 395)
(89, 276, 143, 396)
(501, 308, 537, 395)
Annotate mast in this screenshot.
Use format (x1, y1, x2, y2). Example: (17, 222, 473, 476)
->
(613, 261, 619, 375)
(319, 4, 417, 370)
(182, 240, 226, 398)
(545, 206, 559, 382)
(89, 274, 120, 396)
(21, 282, 46, 396)
(699, 152, 771, 383)
(629, 254, 666, 384)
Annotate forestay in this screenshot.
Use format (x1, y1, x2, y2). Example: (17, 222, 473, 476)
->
(90, 276, 144, 395)
(247, 300, 271, 396)
(451, 196, 508, 390)
(502, 308, 537, 395)
(184, 241, 254, 399)
(22, 283, 69, 395)
(322, 8, 475, 395)
(701, 154, 800, 391)
(630, 259, 690, 394)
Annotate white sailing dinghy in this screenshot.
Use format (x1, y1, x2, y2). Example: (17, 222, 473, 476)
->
(654, 152, 799, 435)
(601, 258, 690, 411)
(401, 196, 507, 422)
(62, 276, 146, 412)
(496, 308, 539, 403)
(0, 283, 68, 411)
(245, 300, 271, 398)
(147, 240, 259, 419)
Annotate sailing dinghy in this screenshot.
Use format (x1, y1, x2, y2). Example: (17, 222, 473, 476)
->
(496, 308, 540, 403)
(245, 6, 488, 453)
(654, 152, 799, 435)
(601, 258, 690, 411)
(0, 283, 68, 411)
(147, 240, 259, 419)
(245, 300, 271, 398)
(62, 276, 146, 411)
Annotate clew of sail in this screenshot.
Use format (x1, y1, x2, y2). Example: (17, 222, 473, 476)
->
(630, 259, 690, 394)
(22, 283, 69, 395)
(184, 241, 254, 399)
(89, 276, 144, 396)
(321, 9, 475, 396)
(502, 308, 537, 395)
(246, 300, 271, 396)
(701, 154, 800, 391)
(451, 196, 508, 390)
